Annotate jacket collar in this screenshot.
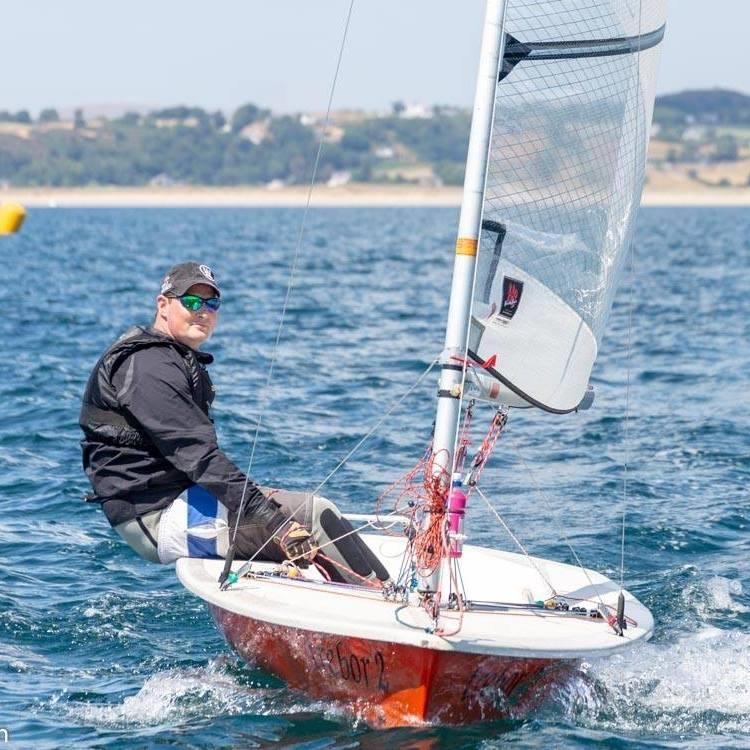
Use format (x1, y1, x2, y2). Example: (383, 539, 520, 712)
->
(141, 325, 214, 365)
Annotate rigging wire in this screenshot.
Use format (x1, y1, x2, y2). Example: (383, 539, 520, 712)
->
(238, 505, 410, 586)
(621, 0, 645, 590)
(312, 357, 439, 495)
(502, 437, 608, 612)
(474, 485, 557, 596)
(226, 0, 357, 555)
(292, 507, 408, 563)
(228, 358, 439, 582)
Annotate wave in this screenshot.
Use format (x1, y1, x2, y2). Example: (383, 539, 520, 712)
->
(59, 657, 328, 731)
(552, 576, 750, 738)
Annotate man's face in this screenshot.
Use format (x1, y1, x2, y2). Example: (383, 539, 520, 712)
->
(155, 283, 219, 349)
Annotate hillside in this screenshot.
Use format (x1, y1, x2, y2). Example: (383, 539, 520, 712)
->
(654, 89, 750, 126)
(0, 90, 749, 190)
(649, 89, 750, 190)
(0, 103, 470, 188)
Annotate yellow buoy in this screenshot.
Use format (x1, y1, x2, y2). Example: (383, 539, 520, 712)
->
(0, 202, 26, 235)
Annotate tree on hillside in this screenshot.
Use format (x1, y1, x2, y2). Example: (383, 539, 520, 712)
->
(713, 134, 738, 162)
(39, 109, 60, 123)
(151, 106, 211, 128)
(0, 144, 33, 179)
(653, 105, 685, 128)
(116, 112, 141, 126)
(0, 110, 33, 124)
(340, 131, 371, 152)
(655, 89, 750, 125)
(153, 106, 195, 119)
(391, 112, 471, 163)
(0, 104, 478, 187)
(74, 108, 86, 129)
(435, 161, 465, 185)
(231, 103, 269, 133)
(264, 115, 316, 182)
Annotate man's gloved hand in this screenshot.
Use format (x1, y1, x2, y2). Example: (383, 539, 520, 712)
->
(275, 520, 316, 566)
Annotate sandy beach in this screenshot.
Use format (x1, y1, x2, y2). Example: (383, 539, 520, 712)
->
(1, 185, 462, 209)
(2, 184, 750, 208)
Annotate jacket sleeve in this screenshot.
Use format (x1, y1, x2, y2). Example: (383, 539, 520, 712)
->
(112, 346, 275, 519)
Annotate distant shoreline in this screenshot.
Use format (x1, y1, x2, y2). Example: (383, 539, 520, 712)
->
(3, 184, 750, 208)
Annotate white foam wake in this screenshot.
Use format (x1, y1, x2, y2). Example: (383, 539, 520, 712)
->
(683, 575, 748, 616)
(60, 658, 323, 730)
(555, 576, 750, 737)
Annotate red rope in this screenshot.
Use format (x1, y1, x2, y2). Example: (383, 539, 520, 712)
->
(373, 405, 508, 583)
(413, 451, 449, 577)
(314, 551, 383, 589)
(466, 409, 508, 492)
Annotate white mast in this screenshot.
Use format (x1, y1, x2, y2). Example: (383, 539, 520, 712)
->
(423, 0, 508, 594)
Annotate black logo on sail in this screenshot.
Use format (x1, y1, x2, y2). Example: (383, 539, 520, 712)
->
(499, 277, 523, 319)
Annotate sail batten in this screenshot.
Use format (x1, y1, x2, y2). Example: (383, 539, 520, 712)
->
(502, 23, 665, 77)
(471, 0, 666, 413)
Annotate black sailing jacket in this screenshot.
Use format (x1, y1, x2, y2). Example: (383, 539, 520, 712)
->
(80, 326, 275, 528)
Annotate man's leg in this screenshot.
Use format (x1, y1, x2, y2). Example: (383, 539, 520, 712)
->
(113, 510, 163, 563)
(117, 486, 391, 586)
(266, 489, 391, 585)
(120, 486, 288, 565)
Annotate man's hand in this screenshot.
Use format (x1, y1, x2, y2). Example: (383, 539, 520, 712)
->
(276, 521, 316, 565)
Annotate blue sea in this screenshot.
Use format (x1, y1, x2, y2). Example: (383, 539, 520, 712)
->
(1, 206, 748, 749)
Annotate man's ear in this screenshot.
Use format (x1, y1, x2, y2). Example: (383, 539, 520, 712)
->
(155, 294, 169, 321)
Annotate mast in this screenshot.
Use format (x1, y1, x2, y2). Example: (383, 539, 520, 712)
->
(423, 0, 508, 594)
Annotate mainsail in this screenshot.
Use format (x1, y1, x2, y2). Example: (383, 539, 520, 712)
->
(469, 0, 667, 413)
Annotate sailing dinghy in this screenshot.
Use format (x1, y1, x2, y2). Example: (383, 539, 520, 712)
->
(178, 0, 666, 727)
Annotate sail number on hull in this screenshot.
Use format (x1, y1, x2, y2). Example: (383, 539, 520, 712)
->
(305, 640, 389, 692)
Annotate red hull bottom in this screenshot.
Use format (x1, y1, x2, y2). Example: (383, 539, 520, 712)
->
(211, 605, 576, 727)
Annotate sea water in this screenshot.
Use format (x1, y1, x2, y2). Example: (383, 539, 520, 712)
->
(0, 206, 748, 749)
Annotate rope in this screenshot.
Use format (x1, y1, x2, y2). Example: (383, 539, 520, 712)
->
(315, 551, 382, 588)
(234, 468, 418, 580)
(226, 0, 357, 553)
(413, 462, 449, 577)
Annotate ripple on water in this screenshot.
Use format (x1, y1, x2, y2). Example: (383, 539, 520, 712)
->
(2, 207, 749, 748)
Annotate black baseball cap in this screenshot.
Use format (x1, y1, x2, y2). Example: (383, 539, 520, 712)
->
(159, 262, 221, 297)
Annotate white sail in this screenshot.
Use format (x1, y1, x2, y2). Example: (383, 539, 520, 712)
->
(470, 0, 667, 413)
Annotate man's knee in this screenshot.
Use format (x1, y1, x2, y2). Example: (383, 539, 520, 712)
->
(309, 497, 391, 584)
(113, 511, 162, 563)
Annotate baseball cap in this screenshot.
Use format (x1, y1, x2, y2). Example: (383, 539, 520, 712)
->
(159, 262, 221, 297)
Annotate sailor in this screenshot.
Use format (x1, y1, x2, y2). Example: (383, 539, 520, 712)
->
(80, 261, 389, 585)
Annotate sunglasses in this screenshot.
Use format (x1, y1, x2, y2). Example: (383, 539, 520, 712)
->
(174, 294, 221, 313)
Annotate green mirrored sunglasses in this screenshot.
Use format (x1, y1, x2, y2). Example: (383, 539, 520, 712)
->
(176, 294, 221, 313)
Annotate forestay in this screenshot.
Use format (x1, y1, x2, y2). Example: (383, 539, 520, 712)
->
(469, 0, 666, 413)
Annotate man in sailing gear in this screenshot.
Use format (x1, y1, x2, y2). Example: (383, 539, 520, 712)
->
(80, 262, 390, 586)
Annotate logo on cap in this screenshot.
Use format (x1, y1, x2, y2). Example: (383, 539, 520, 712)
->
(160, 275, 172, 294)
(199, 265, 215, 282)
